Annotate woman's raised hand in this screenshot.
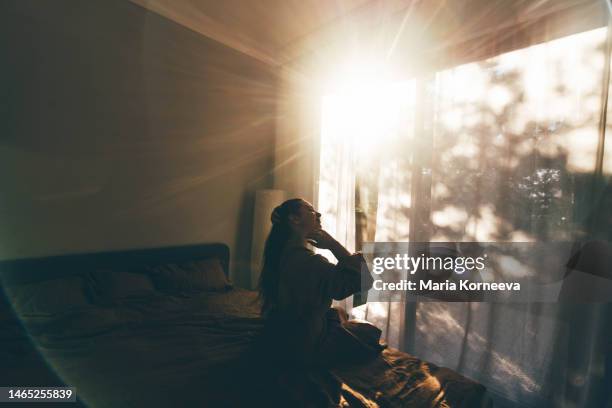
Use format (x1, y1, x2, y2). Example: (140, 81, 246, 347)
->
(306, 229, 337, 250)
(307, 229, 352, 261)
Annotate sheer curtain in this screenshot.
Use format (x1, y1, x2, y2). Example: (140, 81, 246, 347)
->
(317, 82, 416, 333)
(318, 24, 612, 406)
(317, 93, 357, 312)
(416, 26, 611, 407)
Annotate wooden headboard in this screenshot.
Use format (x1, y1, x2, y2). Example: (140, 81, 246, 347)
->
(0, 243, 230, 286)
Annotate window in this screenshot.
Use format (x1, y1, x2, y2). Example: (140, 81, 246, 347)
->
(317, 26, 611, 405)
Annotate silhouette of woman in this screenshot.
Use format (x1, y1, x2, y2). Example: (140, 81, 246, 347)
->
(258, 198, 382, 368)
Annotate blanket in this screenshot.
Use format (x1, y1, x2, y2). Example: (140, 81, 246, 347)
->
(15, 288, 489, 407)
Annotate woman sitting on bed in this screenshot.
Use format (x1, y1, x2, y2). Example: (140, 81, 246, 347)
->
(258, 198, 382, 369)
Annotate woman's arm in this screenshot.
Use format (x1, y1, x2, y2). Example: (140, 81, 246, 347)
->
(307, 229, 374, 299)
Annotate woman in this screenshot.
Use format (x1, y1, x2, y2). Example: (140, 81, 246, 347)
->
(258, 198, 381, 369)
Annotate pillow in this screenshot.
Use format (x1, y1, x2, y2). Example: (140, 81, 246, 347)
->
(146, 258, 231, 294)
(89, 270, 157, 301)
(192, 258, 232, 290)
(4, 276, 90, 316)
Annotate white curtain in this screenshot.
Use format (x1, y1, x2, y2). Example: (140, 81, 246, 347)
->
(317, 94, 356, 312)
(318, 25, 612, 406)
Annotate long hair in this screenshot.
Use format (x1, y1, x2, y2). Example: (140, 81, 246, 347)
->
(258, 198, 303, 315)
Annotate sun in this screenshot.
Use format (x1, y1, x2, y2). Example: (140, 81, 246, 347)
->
(321, 62, 413, 157)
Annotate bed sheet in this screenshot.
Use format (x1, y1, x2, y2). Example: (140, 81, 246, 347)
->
(19, 288, 488, 407)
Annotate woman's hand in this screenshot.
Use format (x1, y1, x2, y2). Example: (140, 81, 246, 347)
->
(306, 229, 337, 250)
(307, 229, 352, 261)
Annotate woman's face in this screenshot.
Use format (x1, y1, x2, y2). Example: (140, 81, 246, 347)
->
(293, 200, 321, 236)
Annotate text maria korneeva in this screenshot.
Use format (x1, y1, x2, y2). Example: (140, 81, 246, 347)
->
(373, 279, 521, 291)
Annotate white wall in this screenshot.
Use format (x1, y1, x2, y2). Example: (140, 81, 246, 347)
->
(273, 66, 322, 204)
(1, 1, 277, 287)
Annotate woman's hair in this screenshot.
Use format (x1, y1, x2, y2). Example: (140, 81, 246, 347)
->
(258, 198, 304, 315)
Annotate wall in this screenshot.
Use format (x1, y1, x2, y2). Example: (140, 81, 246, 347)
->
(1, 1, 277, 286)
(273, 66, 321, 204)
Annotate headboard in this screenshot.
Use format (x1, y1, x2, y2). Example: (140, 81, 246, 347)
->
(0, 243, 230, 391)
(0, 243, 230, 286)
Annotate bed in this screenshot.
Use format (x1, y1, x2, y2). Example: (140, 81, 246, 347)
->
(0, 244, 491, 407)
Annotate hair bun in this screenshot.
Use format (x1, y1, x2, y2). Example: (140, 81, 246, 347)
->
(271, 206, 282, 224)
